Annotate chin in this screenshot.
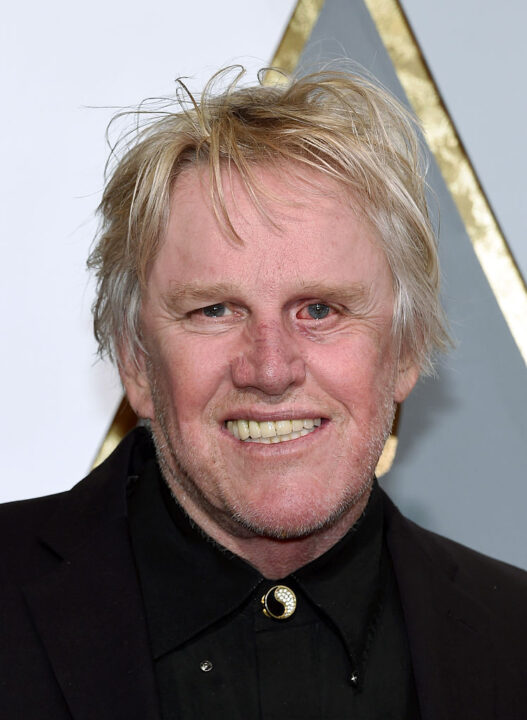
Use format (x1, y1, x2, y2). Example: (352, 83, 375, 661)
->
(227, 484, 368, 541)
(231, 509, 336, 540)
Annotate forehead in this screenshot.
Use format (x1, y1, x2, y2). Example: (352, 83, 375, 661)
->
(150, 163, 392, 299)
(172, 161, 359, 236)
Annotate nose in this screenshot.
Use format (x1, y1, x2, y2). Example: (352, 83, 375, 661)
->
(230, 320, 306, 396)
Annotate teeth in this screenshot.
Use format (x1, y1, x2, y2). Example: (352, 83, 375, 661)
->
(226, 418, 323, 443)
(260, 421, 277, 438)
(238, 419, 250, 440)
(248, 420, 261, 438)
(275, 420, 292, 436)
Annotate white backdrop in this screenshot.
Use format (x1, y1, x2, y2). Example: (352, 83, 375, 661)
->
(1, 0, 525, 503)
(0, 0, 296, 502)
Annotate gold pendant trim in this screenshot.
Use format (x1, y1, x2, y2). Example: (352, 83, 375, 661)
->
(262, 585, 297, 619)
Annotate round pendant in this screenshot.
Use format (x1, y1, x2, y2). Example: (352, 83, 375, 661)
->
(261, 584, 297, 620)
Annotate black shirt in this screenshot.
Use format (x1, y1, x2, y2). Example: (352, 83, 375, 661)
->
(128, 457, 420, 719)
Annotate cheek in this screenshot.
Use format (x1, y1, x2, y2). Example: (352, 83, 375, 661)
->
(306, 336, 397, 409)
(151, 337, 231, 425)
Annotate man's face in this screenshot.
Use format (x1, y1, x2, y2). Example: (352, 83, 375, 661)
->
(123, 165, 418, 541)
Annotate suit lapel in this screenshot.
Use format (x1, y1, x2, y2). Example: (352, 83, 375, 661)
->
(384, 495, 496, 720)
(22, 431, 160, 720)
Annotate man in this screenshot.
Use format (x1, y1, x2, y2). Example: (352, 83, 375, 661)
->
(1, 68, 526, 719)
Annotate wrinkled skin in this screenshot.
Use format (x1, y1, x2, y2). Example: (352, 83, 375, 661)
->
(121, 165, 419, 577)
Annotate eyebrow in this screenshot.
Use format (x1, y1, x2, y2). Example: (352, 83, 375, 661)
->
(161, 282, 241, 311)
(296, 282, 371, 306)
(161, 280, 372, 310)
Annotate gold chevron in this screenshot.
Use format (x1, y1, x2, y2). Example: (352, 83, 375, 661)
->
(364, 0, 527, 367)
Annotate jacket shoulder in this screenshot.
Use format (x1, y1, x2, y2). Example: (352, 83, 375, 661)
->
(0, 492, 68, 574)
(0, 427, 153, 583)
(384, 492, 527, 616)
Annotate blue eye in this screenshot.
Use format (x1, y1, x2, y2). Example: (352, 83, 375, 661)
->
(307, 303, 330, 320)
(202, 304, 227, 317)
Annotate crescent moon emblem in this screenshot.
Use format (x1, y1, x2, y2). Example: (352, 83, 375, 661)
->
(261, 584, 297, 620)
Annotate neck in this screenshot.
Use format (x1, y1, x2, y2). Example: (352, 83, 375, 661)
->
(169, 487, 371, 579)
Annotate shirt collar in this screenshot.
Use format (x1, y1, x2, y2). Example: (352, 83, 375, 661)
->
(128, 452, 384, 664)
(128, 457, 262, 658)
(293, 484, 385, 663)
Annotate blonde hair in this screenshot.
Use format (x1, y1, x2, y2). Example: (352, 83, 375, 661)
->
(88, 66, 450, 374)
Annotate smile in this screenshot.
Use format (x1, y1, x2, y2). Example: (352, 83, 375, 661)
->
(225, 418, 322, 443)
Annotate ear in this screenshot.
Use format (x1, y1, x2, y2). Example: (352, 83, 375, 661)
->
(118, 344, 155, 421)
(393, 357, 420, 403)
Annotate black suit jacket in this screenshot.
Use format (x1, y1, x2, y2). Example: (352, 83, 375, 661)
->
(1, 428, 526, 719)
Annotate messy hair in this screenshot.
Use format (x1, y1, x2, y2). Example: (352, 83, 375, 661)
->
(88, 66, 450, 374)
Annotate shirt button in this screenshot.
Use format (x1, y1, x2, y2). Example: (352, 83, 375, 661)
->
(200, 660, 213, 672)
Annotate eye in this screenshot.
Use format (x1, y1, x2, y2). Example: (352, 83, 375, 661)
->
(308, 303, 330, 320)
(298, 303, 332, 320)
(201, 303, 232, 318)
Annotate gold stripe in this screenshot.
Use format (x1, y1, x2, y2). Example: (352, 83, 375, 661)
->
(375, 404, 400, 478)
(92, 397, 137, 468)
(264, 0, 326, 84)
(364, 0, 527, 366)
(375, 435, 398, 478)
(92, 0, 326, 468)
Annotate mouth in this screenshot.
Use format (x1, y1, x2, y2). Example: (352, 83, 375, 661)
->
(225, 418, 322, 444)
